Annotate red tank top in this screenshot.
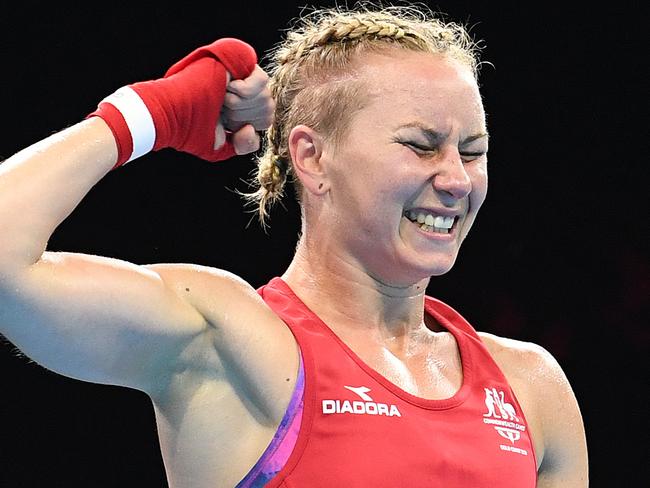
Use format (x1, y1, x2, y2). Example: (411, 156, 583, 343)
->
(258, 277, 537, 487)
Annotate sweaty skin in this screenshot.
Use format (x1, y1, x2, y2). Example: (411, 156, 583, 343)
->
(0, 50, 587, 487)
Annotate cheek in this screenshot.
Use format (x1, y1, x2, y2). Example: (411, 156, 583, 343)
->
(336, 154, 410, 211)
(469, 163, 488, 213)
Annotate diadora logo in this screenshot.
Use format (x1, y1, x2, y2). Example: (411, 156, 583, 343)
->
(322, 385, 402, 417)
(482, 387, 528, 456)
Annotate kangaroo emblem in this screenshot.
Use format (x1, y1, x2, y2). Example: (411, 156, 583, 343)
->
(483, 387, 520, 421)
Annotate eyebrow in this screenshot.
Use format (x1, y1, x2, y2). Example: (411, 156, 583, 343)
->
(398, 122, 489, 145)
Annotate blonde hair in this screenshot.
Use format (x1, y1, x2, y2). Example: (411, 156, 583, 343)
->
(243, 3, 483, 226)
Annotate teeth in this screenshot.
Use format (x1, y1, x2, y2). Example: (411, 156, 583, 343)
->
(406, 211, 455, 230)
(419, 223, 449, 234)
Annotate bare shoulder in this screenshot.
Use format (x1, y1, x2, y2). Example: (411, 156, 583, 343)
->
(478, 332, 589, 487)
(477, 332, 570, 390)
(477, 332, 551, 372)
(477, 332, 579, 408)
(144, 262, 259, 307)
(144, 263, 280, 329)
(143, 263, 294, 358)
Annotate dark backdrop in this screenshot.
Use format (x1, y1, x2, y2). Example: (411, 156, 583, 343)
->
(1, 1, 646, 486)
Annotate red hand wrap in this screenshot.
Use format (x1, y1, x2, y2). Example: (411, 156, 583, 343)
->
(88, 38, 257, 168)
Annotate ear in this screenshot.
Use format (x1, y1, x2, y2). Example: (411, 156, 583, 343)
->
(288, 124, 330, 195)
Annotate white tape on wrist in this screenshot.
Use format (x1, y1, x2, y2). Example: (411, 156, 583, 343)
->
(101, 86, 156, 163)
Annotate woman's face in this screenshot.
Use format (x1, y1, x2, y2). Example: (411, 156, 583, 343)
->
(316, 49, 489, 286)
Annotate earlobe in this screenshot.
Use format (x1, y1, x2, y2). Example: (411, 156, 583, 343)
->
(288, 124, 329, 195)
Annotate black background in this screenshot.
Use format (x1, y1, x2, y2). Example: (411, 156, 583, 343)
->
(0, 1, 646, 486)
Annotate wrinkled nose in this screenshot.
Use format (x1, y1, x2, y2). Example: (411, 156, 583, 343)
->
(432, 151, 472, 201)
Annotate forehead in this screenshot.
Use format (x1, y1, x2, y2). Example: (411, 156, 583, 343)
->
(353, 50, 485, 130)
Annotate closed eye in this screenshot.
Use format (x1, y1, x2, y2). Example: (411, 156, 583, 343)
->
(460, 151, 487, 162)
(399, 141, 436, 154)
(401, 141, 486, 161)
(395, 139, 487, 163)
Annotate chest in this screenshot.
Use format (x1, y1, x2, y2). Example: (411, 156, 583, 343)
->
(266, 321, 538, 486)
(338, 336, 545, 472)
(342, 334, 465, 401)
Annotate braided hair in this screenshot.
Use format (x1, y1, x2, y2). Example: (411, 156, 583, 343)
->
(243, 4, 482, 226)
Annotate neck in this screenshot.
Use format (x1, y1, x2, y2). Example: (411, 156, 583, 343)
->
(282, 232, 432, 342)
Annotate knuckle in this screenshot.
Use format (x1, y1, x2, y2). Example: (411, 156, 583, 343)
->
(223, 92, 240, 107)
(228, 80, 246, 96)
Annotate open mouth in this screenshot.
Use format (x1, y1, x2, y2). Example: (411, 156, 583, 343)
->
(404, 210, 458, 234)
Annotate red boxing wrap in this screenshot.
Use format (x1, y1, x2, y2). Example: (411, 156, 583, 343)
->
(88, 38, 257, 168)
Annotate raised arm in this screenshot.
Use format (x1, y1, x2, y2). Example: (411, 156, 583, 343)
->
(0, 38, 273, 394)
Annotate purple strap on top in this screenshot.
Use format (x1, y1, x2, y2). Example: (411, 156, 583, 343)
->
(235, 353, 304, 487)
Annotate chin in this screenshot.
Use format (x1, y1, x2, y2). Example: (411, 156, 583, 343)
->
(428, 263, 456, 277)
(374, 253, 459, 287)
(420, 256, 458, 278)
(407, 244, 460, 276)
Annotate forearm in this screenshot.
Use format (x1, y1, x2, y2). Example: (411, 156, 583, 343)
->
(0, 117, 117, 274)
(0, 37, 265, 278)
